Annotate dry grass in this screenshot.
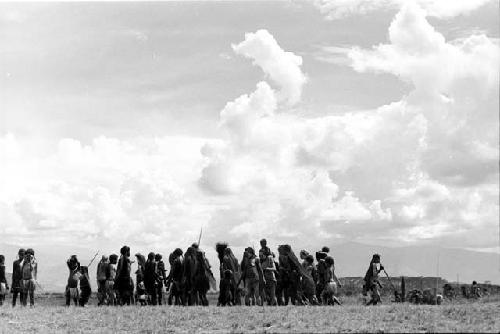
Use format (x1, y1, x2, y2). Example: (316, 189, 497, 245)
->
(0, 297, 499, 333)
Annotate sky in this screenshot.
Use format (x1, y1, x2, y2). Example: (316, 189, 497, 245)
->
(0, 0, 499, 265)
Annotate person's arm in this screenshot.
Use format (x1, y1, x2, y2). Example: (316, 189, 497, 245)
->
(34, 261, 38, 281)
(256, 259, 265, 284)
(333, 271, 341, 288)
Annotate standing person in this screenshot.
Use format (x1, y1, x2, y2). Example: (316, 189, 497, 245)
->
(79, 266, 92, 307)
(134, 254, 146, 305)
(258, 239, 271, 301)
(66, 255, 81, 306)
(105, 254, 118, 305)
(261, 251, 278, 306)
(258, 239, 271, 264)
(218, 269, 234, 306)
(155, 254, 167, 305)
(222, 247, 242, 305)
(302, 255, 318, 305)
(96, 255, 109, 306)
(321, 256, 341, 305)
(240, 247, 264, 306)
(20, 248, 37, 307)
(471, 281, 481, 298)
(315, 247, 329, 304)
(167, 248, 184, 306)
(11, 249, 25, 307)
(0, 255, 9, 306)
(364, 253, 383, 306)
(144, 252, 157, 305)
(115, 246, 133, 305)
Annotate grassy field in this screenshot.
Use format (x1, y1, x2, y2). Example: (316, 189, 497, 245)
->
(1, 296, 499, 333)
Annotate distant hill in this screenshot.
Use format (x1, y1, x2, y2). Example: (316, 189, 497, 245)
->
(1, 242, 498, 292)
(330, 242, 500, 285)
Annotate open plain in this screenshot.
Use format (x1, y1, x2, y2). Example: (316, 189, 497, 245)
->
(1, 296, 499, 333)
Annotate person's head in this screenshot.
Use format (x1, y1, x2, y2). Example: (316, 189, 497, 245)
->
(305, 254, 314, 265)
(155, 253, 162, 262)
(325, 256, 334, 267)
(191, 243, 199, 249)
(147, 252, 155, 261)
(174, 248, 183, 257)
(18, 248, 26, 259)
(0, 255, 4, 265)
(223, 247, 232, 256)
(321, 246, 330, 253)
(223, 269, 233, 280)
(26, 248, 35, 256)
(109, 254, 118, 264)
(120, 246, 130, 257)
(101, 255, 108, 262)
(246, 247, 255, 256)
(472, 281, 477, 285)
(80, 266, 88, 274)
(186, 247, 195, 256)
(372, 254, 381, 263)
(315, 251, 327, 262)
(300, 250, 309, 260)
(260, 239, 267, 247)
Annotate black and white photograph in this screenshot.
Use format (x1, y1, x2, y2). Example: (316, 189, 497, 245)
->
(0, 0, 499, 332)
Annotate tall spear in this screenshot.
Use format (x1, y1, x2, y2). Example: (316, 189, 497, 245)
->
(197, 227, 203, 247)
(87, 251, 99, 268)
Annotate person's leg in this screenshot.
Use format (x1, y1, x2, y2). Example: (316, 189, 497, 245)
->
(254, 280, 261, 306)
(373, 285, 380, 305)
(269, 281, 277, 306)
(157, 284, 163, 305)
(244, 280, 251, 306)
(65, 287, 71, 306)
(29, 280, 35, 307)
(12, 291, 18, 307)
(21, 281, 28, 306)
(149, 285, 157, 305)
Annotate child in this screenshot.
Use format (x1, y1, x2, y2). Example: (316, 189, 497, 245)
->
(105, 254, 118, 306)
(302, 255, 318, 305)
(218, 269, 234, 306)
(364, 254, 383, 306)
(67, 269, 80, 306)
(79, 266, 92, 307)
(321, 256, 342, 306)
(136, 280, 148, 306)
(0, 255, 9, 306)
(262, 252, 278, 306)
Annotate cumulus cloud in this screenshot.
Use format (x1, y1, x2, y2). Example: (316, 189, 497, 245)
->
(1, 2, 497, 262)
(347, 1, 499, 188)
(200, 3, 498, 250)
(313, 0, 493, 19)
(232, 29, 307, 106)
(0, 134, 211, 250)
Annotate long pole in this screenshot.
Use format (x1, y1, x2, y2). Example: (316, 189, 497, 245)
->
(436, 251, 440, 297)
(87, 251, 99, 267)
(197, 227, 203, 247)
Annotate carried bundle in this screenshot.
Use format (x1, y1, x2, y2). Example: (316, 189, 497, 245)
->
(278, 244, 313, 283)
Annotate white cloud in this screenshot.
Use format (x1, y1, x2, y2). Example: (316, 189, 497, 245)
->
(232, 29, 307, 106)
(199, 7, 498, 249)
(1, 3, 498, 259)
(312, 0, 493, 19)
(0, 134, 211, 250)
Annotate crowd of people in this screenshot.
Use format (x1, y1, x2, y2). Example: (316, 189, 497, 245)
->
(0, 248, 38, 307)
(0, 240, 387, 307)
(62, 239, 386, 307)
